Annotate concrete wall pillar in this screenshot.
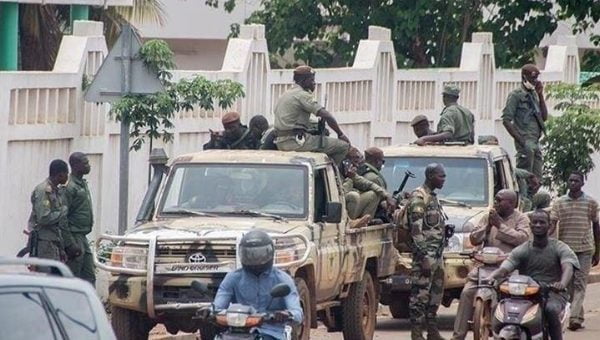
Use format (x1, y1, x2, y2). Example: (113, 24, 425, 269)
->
(0, 2, 19, 70)
(70, 5, 90, 28)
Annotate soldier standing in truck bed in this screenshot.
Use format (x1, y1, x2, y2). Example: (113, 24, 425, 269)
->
(273, 65, 350, 165)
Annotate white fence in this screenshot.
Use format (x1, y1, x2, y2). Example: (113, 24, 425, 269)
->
(0, 21, 594, 257)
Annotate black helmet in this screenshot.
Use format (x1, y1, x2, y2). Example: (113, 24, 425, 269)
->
(240, 229, 274, 276)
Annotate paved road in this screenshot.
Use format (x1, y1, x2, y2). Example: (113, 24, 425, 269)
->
(309, 282, 600, 340)
(151, 282, 600, 339)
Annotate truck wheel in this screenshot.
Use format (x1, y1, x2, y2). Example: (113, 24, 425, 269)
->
(294, 277, 311, 340)
(342, 272, 377, 340)
(199, 323, 219, 340)
(473, 299, 491, 340)
(111, 306, 154, 340)
(389, 294, 410, 319)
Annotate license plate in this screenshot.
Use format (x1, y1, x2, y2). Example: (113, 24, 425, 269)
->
(155, 262, 235, 274)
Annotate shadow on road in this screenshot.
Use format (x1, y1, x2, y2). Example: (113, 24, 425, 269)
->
(375, 315, 456, 332)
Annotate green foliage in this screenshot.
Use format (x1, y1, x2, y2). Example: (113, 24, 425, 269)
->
(213, 0, 600, 69)
(110, 39, 245, 151)
(542, 84, 600, 194)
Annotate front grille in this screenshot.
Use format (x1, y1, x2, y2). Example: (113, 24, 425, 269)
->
(155, 243, 236, 264)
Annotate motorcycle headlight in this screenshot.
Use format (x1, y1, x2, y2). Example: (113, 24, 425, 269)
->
(444, 234, 463, 253)
(226, 312, 249, 327)
(521, 304, 540, 324)
(110, 246, 148, 270)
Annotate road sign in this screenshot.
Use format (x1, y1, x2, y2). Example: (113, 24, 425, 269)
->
(84, 24, 164, 235)
(85, 24, 163, 103)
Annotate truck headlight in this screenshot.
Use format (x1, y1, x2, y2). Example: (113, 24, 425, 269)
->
(110, 246, 148, 270)
(274, 237, 307, 265)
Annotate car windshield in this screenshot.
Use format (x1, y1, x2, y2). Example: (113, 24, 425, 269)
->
(159, 164, 308, 218)
(381, 157, 489, 206)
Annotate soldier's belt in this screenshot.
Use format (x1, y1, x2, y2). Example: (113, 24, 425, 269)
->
(276, 129, 307, 137)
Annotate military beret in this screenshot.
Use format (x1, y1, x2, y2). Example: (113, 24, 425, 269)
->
(364, 146, 384, 158)
(443, 84, 460, 97)
(410, 114, 429, 126)
(293, 65, 315, 75)
(222, 111, 241, 125)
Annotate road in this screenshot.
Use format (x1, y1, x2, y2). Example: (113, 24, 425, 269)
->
(151, 282, 600, 339)
(309, 282, 600, 340)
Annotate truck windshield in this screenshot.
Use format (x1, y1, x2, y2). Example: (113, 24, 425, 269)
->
(382, 157, 489, 206)
(159, 164, 308, 218)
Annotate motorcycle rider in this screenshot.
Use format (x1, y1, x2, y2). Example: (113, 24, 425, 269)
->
(451, 189, 531, 340)
(212, 229, 303, 339)
(487, 210, 580, 340)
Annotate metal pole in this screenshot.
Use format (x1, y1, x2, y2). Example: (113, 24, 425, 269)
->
(118, 25, 133, 235)
(0, 2, 19, 70)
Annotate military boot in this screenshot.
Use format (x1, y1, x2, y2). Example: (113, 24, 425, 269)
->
(411, 325, 426, 340)
(426, 319, 446, 340)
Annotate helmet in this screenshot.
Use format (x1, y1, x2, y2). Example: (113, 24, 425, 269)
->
(239, 230, 274, 276)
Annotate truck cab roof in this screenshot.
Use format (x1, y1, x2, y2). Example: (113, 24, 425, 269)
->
(381, 144, 509, 160)
(171, 150, 332, 167)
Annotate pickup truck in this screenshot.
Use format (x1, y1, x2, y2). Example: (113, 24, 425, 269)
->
(378, 144, 518, 318)
(95, 149, 396, 340)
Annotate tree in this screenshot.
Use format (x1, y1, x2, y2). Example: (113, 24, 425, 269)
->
(109, 39, 245, 150)
(212, 0, 600, 69)
(542, 83, 600, 194)
(18, 0, 165, 70)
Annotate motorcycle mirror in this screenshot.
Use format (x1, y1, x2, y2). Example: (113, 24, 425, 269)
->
(270, 283, 291, 298)
(191, 280, 208, 294)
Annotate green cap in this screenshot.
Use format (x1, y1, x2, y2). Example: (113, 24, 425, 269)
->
(443, 84, 460, 97)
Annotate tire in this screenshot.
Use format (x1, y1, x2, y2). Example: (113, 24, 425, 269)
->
(199, 323, 219, 340)
(389, 294, 410, 319)
(342, 272, 377, 340)
(111, 306, 154, 340)
(473, 299, 491, 340)
(294, 277, 312, 340)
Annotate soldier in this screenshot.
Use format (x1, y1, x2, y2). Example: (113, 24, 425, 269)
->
(64, 152, 96, 285)
(203, 112, 258, 150)
(273, 65, 350, 164)
(249, 115, 270, 149)
(407, 163, 447, 340)
(29, 159, 69, 265)
(502, 64, 548, 179)
(359, 147, 387, 189)
(342, 148, 395, 221)
(411, 114, 435, 138)
(415, 85, 475, 146)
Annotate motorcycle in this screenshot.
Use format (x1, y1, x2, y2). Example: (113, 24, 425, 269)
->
(460, 247, 508, 340)
(491, 274, 570, 340)
(191, 280, 294, 340)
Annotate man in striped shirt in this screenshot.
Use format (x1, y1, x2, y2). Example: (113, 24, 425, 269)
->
(550, 171, 600, 331)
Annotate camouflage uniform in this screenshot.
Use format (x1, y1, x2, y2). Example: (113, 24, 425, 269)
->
(64, 174, 96, 284)
(343, 175, 387, 219)
(358, 162, 387, 189)
(502, 87, 544, 178)
(29, 179, 68, 262)
(273, 84, 349, 164)
(407, 185, 446, 336)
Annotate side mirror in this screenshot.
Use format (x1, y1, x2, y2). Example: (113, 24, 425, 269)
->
(270, 283, 291, 298)
(323, 202, 342, 223)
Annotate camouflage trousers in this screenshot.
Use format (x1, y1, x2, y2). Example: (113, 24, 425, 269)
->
(409, 256, 445, 325)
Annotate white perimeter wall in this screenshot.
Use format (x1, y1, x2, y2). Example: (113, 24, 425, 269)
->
(0, 21, 596, 257)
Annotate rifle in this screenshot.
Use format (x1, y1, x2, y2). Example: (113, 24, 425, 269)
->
(318, 94, 328, 149)
(393, 170, 415, 200)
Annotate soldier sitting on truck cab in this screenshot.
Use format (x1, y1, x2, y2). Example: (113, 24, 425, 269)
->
(204, 112, 259, 150)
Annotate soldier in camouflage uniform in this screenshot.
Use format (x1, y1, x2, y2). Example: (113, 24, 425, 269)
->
(203, 112, 260, 150)
(502, 64, 548, 179)
(273, 66, 350, 165)
(407, 163, 447, 340)
(415, 85, 475, 146)
(64, 152, 96, 285)
(29, 160, 69, 266)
